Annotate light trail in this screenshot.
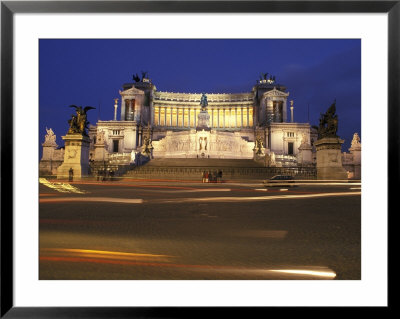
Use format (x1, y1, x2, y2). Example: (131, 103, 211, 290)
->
(158, 191, 361, 204)
(145, 188, 232, 193)
(40, 250, 336, 279)
(41, 248, 174, 262)
(270, 268, 336, 278)
(39, 197, 143, 204)
(39, 191, 361, 204)
(39, 178, 87, 194)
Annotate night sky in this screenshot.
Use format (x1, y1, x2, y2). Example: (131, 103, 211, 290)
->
(39, 39, 361, 158)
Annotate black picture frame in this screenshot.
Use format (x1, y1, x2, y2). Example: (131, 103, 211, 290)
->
(1, 1, 395, 317)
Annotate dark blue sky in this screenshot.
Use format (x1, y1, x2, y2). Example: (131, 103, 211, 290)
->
(39, 39, 361, 156)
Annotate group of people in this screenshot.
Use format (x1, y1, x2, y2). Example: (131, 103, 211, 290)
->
(97, 169, 115, 181)
(202, 170, 223, 183)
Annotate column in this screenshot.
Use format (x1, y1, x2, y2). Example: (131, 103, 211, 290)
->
(234, 108, 237, 128)
(223, 108, 226, 128)
(178, 108, 183, 127)
(173, 107, 177, 127)
(188, 107, 191, 128)
(113, 98, 118, 121)
(290, 100, 293, 123)
(241, 107, 244, 127)
(267, 99, 273, 123)
(125, 99, 130, 120)
(131, 99, 136, 120)
(283, 99, 288, 122)
(247, 107, 250, 127)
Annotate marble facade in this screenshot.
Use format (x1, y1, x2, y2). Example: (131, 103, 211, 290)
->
(87, 76, 314, 164)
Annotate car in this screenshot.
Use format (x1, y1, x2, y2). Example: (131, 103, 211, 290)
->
(263, 175, 296, 187)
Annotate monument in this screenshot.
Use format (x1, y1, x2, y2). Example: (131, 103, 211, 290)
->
(314, 101, 348, 179)
(39, 128, 64, 175)
(57, 105, 95, 180)
(197, 93, 211, 129)
(41, 74, 361, 180)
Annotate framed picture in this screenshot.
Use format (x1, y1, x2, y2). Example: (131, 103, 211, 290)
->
(1, 1, 395, 317)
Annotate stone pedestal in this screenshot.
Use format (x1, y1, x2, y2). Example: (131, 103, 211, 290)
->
(297, 143, 313, 165)
(94, 143, 109, 162)
(315, 137, 347, 180)
(57, 134, 91, 180)
(197, 109, 210, 129)
(253, 148, 266, 166)
(349, 143, 361, 180)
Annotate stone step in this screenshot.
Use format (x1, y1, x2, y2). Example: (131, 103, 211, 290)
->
(123, 164, 317, 180)
(142, 158, 264, 168)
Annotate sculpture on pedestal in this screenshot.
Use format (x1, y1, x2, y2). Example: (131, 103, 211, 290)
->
(313, 100, 347, 179)
(197, 94, 210, 129)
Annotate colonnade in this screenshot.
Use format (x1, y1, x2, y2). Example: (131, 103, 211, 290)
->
(153, 106, 254, 128)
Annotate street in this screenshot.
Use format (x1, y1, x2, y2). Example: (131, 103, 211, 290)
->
(39, 178, 361, 280)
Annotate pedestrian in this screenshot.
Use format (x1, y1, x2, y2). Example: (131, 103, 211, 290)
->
(218, 169, 222, 183)
(202, 171, 206, 183)
(205, 171, 209, 183)
(68, 167, 73, 182)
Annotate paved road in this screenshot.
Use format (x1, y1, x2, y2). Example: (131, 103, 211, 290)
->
(39, 178, 361, 280)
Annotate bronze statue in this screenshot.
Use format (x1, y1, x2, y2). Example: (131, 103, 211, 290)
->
(316, 100, 339, 139)
(67, 105, 96, 135)
(133, 73, 141, 82)
(200, 93, 208, 109)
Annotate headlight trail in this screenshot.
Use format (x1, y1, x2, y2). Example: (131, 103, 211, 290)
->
(270, 268, 337, 278)
(39, 191, 360, 204)
(40, 248, 337, 279)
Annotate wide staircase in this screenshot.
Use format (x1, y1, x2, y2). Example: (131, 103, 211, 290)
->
(140, 158, 263, 168)
(122, 158, 316, 181)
